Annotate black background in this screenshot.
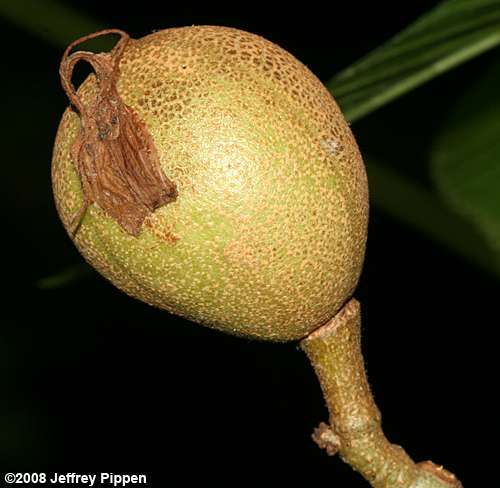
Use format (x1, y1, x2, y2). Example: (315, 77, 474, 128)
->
(1, 1, 497, 486)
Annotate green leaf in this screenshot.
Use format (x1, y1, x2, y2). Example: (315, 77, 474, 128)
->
(366, 158, 497, 274)
(0, 0, 103, 47)
(329, 0, 500, 123)
(431, 54, 500, 273)
(36, 263, 93, 289)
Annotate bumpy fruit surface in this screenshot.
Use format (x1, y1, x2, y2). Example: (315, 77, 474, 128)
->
(52, 26, 368, 341)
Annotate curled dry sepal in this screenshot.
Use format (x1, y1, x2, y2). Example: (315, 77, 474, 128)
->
(59, 29, 177, 237)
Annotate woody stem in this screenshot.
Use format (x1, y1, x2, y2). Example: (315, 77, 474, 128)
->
(300, 299, 462, 488)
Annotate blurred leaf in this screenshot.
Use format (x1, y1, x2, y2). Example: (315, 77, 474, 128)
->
(36, 263, 93, 289)
(330, 0, 500, 122)
(366, 158, 496, 273)
(0, 0, 104, 47)
(431, 55, 500, 273)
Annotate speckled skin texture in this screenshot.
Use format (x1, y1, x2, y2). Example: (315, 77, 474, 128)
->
(52, 26, 369, 341)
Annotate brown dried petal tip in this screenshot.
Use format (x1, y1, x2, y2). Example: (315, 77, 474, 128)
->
(59, 29, 177, 236)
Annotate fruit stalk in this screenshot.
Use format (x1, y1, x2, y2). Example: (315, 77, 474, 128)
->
(301, 299, 462, 488)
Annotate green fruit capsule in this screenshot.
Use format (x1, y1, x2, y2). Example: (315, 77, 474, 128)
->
(52, 26, 368, 341)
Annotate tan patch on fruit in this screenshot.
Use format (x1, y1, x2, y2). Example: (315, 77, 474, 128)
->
(144, 213, 179, 245)
(52, 26, 368, 341)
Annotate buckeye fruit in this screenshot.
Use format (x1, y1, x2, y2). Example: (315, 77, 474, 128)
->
(52, 26, 368, 341)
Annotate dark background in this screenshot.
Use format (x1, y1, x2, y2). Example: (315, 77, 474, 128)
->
(1, 1, 496, 486)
